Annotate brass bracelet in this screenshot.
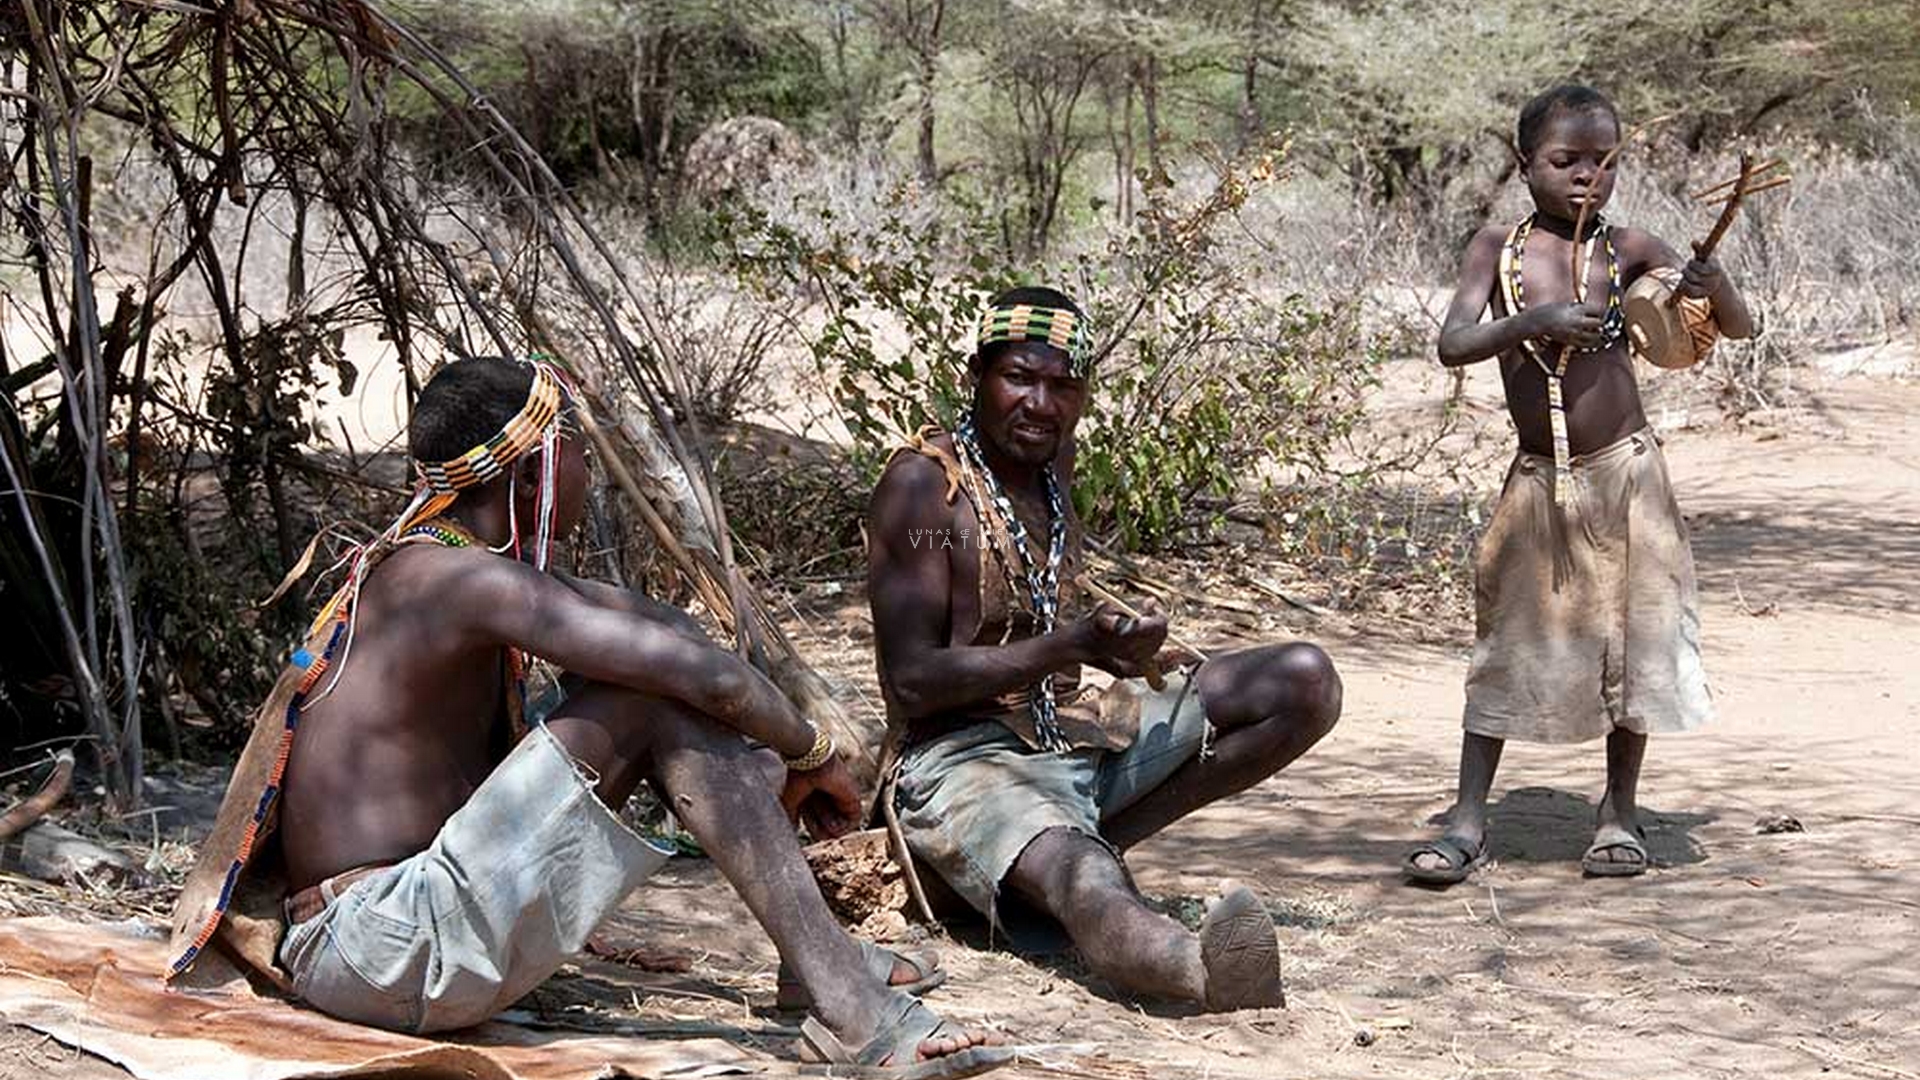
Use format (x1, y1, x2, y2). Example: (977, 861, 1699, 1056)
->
(784, 725, 835, 773)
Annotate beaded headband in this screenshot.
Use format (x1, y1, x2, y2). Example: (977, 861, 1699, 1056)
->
(977, 303, 1093, 378)
(303, 358, 576, 702)
(414, 364, 567, 494)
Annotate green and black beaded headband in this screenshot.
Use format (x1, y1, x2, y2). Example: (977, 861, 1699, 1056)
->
(976, 302, 1094, 378)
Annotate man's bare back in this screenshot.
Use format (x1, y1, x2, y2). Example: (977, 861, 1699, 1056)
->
(278, 544, 515, 890)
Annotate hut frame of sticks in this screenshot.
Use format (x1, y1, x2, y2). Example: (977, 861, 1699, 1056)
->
(0, 0, 871, 811)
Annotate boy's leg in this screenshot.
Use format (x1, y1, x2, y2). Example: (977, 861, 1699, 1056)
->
(1102, 642, 1342, 852)
(1408, 731, 1504, 874)
(1587, 728, 1649, 868)
(544, 684, 997, 1063)
(1001, 827, 1204, 1003)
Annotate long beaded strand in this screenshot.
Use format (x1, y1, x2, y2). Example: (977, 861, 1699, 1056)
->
(1501, 213, 1621, 508)
(951, 418, 1071, 752)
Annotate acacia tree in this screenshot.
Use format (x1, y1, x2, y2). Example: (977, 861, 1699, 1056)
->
(973, 0, 1115, 254)
(855, 0, 947, 184)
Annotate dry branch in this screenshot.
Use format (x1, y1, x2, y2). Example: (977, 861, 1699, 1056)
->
(0, 752, 75, 843)
(2, 0, 882, 807)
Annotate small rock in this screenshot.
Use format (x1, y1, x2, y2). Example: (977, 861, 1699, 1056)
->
(3, 821, 146, 887)
(1755, 815, 1805, 835)
(1353, 1028, 1376, 1047)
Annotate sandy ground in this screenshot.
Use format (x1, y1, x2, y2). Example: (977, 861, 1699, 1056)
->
(4, 354, 1918, 1079)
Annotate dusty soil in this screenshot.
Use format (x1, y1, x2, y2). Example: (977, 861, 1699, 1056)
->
(4, 355, 1918, 1079)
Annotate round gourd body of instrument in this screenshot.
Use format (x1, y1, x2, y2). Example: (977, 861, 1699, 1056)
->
(1623, 268, 1699, 370)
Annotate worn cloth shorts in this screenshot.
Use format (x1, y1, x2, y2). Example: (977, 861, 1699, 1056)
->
(893, 668, 1211, 941)
(278, 723, 673, 1033)
(1464, 427, 1715, 743)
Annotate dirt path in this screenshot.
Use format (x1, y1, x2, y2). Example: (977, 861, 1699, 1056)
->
(595, 364, 1920, 1079)
(5, 365, 1917, 1080)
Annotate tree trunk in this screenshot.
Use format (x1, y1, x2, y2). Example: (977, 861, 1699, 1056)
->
(915, 0, 945, 186)
(1139, 54, 1162, 184)
(1239, 52, 1259, 150)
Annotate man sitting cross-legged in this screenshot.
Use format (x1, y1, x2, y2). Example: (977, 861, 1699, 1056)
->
(866, 287, 1344, 1011)
(167, 357, 1011, 1079)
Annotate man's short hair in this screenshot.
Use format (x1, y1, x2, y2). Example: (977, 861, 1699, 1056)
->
(409, 357, 537, 465)
(1516, 85, 1621, 159)
(972, 286, 1085, 374)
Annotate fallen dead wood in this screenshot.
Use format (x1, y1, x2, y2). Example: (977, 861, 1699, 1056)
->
(0, 752, 73, 844)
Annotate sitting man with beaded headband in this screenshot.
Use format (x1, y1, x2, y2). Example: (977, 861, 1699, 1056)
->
(1403, 84, 1755, 886)
(866, 287, 1344, 1011)
(168, 357, 1014, 1078)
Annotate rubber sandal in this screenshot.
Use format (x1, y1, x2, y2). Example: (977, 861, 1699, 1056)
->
(797, 992, 1015, 1079)
(1200, 883, 1285, 1011)
(1581, 824, 1650, 877)
(1403, 834, 1487, 886)
(775, 939, 945, 1010)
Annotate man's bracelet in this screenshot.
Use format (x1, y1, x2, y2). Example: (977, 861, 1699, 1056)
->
(784, 725, 836, 773)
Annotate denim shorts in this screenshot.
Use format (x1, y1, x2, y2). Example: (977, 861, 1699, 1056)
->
(278, 724, 673, 1033)
(893, 668, 1210, 940)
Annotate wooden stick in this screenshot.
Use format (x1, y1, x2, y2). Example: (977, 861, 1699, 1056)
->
(1666, 151, 1787, 310)
(1697, 174, 1790, 206)
(0, 752, 74, 843)
(1075, 574, 1212, 692)
(1689, 158, 1787, 200)
(1696, 152, 1759, 261)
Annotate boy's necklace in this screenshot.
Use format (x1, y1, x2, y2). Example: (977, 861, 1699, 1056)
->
(1503, 212, 1624, 365)
(1500, 212, 1623, 510)
(404, 517, 478, 548)
(951, 417, 1072, 753)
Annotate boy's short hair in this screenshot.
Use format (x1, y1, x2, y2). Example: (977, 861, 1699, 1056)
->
(972, 285, 1084, 374)
(1517, 85, 1621, 159)
(409, 357, 537, 465)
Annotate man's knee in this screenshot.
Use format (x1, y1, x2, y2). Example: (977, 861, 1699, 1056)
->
(1198, 641, 1342, 737)
(1008, 826, 1131, 911)
(555, 682, 771, 781)
(1273, 641, 1342, 739)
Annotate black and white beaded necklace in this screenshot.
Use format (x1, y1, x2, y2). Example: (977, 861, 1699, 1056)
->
(952, 416, 1072, 752)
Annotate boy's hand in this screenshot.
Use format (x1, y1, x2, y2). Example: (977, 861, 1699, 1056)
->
(779, 754, 862, 840)
(1072, 602, 1169, 669)
(1530, 302, 1605, 349)
(1679, 256, 1723, 299)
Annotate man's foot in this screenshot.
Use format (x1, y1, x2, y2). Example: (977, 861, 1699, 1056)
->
(1199, 883, 1284, 1011)
(776, 941, 946, 1010)
(798, 993, 1014, 1078)
(1403, 833, 1488, 886)
(1581, 823, 1649, 877)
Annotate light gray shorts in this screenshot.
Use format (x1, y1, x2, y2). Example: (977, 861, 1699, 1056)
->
(893, 669, 1210, 942)
(278, 724, 673, 1033)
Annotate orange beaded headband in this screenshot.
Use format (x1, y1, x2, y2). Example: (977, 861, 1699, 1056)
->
(414, 363, 567, 494)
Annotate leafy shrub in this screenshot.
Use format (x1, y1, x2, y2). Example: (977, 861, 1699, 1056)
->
(717, 143, 1399, 552)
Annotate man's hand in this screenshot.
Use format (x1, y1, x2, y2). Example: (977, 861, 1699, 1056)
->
(1678, 256, 1724, 299)
(1528, 302, 1605, 349)
(779, 754, 862, 840)
(1072, 602, 1168, 670)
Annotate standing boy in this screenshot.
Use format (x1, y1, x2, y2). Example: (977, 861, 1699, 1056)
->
(1404, 86, 1753, 884)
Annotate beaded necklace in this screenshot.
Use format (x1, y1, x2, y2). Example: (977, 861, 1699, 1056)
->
(1499, 213, 1622, 508)
(403, 518, 477, 549)
(951, 416, 1072, 752)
